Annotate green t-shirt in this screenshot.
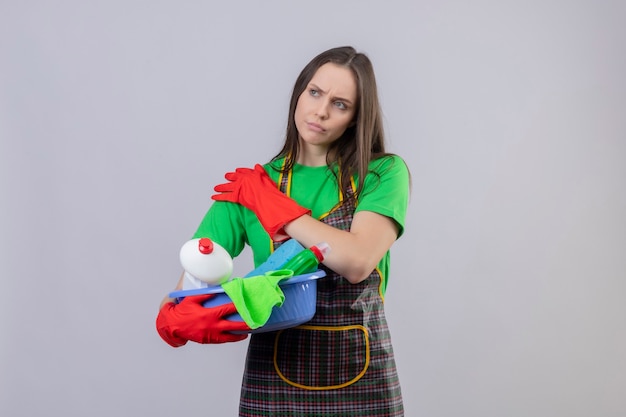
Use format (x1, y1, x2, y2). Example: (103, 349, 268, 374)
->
(193, 155, 410, 295)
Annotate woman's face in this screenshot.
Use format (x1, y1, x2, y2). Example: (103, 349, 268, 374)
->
(294, 63, 357, 157)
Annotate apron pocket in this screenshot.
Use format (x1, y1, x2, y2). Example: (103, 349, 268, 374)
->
(273, 324, 370, 390)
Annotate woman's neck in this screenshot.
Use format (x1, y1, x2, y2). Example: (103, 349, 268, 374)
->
(297, 140, 334, 167)
(296, 153, 326, 167)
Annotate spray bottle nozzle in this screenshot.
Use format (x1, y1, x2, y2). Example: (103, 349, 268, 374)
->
(310, 242, 330, 262)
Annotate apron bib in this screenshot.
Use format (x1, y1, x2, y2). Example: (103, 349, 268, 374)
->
(239, 168, 404, 416)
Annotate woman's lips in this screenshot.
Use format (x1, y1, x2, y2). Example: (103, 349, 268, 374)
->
(307, 122, 326, 133)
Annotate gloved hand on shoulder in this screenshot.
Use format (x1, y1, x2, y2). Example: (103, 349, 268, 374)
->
(212, 164, 310, 241)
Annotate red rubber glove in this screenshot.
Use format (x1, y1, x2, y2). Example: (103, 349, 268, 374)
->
(156, 294, 250, 347)
(212, 164, 310, 241)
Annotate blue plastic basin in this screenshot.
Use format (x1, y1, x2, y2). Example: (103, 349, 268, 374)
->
(169, 270, 325, 334)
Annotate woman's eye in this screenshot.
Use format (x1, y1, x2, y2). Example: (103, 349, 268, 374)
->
(309, 89, 319, 97)
(334, 101, 347, 110)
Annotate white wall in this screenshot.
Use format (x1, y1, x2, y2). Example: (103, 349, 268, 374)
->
(1, 1, 624, 416)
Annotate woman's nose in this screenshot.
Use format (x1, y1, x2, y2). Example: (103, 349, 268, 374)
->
(315, 100, 329, 119)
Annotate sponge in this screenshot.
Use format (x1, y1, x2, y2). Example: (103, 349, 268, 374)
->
(244, 239, 305, 277)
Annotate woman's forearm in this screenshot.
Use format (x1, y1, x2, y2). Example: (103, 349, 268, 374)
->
(283, 210, 398, 283)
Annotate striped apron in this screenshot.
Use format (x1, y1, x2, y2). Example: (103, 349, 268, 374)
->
(238, 170, 404, 416)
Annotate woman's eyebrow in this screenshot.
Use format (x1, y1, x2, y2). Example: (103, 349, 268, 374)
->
(309, 83, 353, 105)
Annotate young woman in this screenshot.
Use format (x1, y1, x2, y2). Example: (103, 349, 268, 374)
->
(157, 46, 410, 416)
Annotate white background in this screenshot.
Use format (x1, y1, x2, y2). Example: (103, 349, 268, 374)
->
(1, 1, 625, 416)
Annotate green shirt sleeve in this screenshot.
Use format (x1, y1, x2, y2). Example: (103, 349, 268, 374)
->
(355, 155, 410, 238)
(192, 199, 275, 268)
(192, 201, 248, 259)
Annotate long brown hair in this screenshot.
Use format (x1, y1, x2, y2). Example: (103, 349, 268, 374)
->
(272, 46, 390, 200)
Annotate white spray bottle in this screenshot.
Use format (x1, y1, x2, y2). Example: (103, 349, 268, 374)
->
(179, 237, 233, 290)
